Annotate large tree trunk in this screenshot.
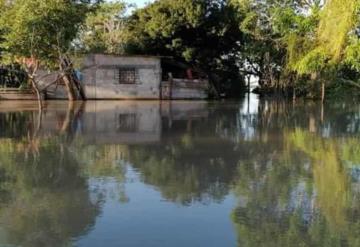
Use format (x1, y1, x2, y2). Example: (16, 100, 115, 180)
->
(62, 74, 76, 101)
(59, 55, 86, 101)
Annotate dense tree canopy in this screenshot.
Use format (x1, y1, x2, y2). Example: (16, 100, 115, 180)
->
(79, 1, 129, 54)
(0, 0, 98, 66)
(125, 0, 245, 96)
(1, 0, 360, 98)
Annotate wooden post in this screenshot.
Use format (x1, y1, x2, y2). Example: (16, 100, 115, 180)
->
(321, 102, 324, 124)
(169, 72, 173, 100)
(159, 80, 163, 100)
(321, 81, 325, 103)
(292, 87, 296, 103)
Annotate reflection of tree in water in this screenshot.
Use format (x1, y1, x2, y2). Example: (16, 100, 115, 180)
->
(0, 139, 102, 247)
(126, 101, 280, 205)
(0, 111, 35, 138)
(128, 138, 241, 205)
(253, 100, 360, 137)
(205, 99, 360, 246)
(231, 128, 360, 247)
(124, 105, 228, 204)
(0, 102, 133, 246)
(0, 99, 359, 246)
(77, 144, 129, 203)
(124, 100, 360, 245)
(0, 113, 102, 247)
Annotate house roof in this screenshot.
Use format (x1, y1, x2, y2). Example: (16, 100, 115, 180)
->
(91, 53, 173, 59)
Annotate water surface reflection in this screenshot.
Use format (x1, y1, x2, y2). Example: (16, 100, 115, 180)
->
(0, 98, 359, 246)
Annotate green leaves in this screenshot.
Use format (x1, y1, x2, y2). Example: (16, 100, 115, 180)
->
(79, 1, 128, 54)
(344, 36, 360, 72)
(286, 0, 360, 75)
(126, 0, 244, 95)
(0, 0, 92, 67)
(294, 48, 329, 75)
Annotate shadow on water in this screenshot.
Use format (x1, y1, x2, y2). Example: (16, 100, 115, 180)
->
(0, 98, 359, 246)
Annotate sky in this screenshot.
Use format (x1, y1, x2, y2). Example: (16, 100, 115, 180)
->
(127, 0, 152, 7)
(107, 0, 153, 8)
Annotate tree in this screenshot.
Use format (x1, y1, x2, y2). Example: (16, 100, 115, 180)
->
(0, 0, 97, 101)
(230, 0, 360, 99)
(230, 0, 321, 95)
(126, 0, 245, 96)
(231, 0, 284, 89)
(283, 0, 360, 101)
(79, 1, 129, 54)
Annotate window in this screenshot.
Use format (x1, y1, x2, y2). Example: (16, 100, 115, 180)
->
(118, 68, 136, 84)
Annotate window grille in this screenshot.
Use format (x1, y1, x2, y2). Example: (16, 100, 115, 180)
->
(118, 68, 136, 84)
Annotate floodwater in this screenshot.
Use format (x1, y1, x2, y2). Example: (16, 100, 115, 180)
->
(0, 96, 359, 247)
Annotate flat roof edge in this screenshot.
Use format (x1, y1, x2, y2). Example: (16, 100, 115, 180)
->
(88, 53, 172, 59)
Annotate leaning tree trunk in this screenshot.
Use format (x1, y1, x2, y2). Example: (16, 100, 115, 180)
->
(59, 56, 86, 101)
(61, 74, 76, 101)
(59, 58, 76, 101)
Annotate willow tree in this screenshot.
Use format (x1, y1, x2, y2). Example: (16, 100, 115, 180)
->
(286, 0, 360, 102)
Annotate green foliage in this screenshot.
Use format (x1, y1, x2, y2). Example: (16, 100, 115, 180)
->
(126, 0, 245, 96)
(294, 47, 329, 75)
(0, 0, 95, 66)
(80, 1, 129, 54)
(231, 0, 360, 97)
(1, 0, 360, 97)
(344, 36, 360, 72)
(286, 0, 360, 75)
(231, 0, 304, 88)
(318, 0, 359, 62)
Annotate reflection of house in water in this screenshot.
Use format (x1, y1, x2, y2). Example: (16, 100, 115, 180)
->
(46, 54, 209, 100)
(0, 101, 209, 145)
(83, 102, 162, 144)
(81, 101, 209, 144)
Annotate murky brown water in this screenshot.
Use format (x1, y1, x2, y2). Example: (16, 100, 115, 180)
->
(0, 96, 359, 247)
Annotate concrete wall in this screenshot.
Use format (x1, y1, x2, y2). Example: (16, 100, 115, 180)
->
(161, 79, 208, 99)
(0, 89, 38, 100)
(82, 54, 161, 99)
